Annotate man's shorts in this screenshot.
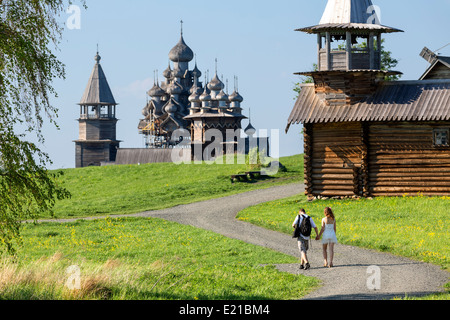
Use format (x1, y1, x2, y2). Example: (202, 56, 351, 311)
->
(298, 238, 309, 253)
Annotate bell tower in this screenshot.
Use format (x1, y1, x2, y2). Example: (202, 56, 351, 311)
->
(74, 52, 120, 168)
(296, 0, 403, 105)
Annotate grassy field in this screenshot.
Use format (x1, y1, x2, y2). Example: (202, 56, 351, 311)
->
(237, 193, 450, 299)
(0, 154, 318, 300)
(0, 217, 319, 300)
(3, 153, 449, 300)
(49, 154, 303, 219)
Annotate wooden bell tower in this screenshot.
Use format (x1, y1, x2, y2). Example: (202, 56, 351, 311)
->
(74, 52, 120, 168)
(296, 0, 403, 106)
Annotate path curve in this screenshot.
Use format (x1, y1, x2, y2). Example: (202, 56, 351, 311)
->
(132, 183, 449, 300)
(40, 183, 449, 300)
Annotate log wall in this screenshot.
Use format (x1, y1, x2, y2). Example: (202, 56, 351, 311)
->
(368, 122, 450, 196)
(305, 121, 450, 197)
(309, 122, 363, 197)
(75, 142, 118, 168)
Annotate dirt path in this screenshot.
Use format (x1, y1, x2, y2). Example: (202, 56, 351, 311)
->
(39, 183, 449, 300)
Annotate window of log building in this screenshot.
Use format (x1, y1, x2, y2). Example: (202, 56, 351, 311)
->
(433, 129, 449, 147)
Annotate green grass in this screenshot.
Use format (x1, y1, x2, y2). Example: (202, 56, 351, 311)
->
(0, 217, 319, 300)
(50, 154, 303, 219)
(237, 194, 450, 269)
(237, 193, 450, 299)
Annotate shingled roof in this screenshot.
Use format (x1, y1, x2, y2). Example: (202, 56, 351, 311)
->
(286, 79, 450, 132)
(80, 53, 117, 106)
(297, 0, 403, 34)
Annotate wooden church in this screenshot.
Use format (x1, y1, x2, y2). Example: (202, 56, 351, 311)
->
(286, 0, 450, 198)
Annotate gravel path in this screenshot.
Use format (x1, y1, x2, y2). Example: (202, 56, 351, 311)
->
(39, 183, 449, 300)
(132, 183, 449, 300)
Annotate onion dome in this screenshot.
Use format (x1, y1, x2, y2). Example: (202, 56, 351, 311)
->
(164, 99, 178, 114)
(169, 36, 194, 63)
(199, 87, 211, 102)
(148, 83, 165, 97)
(189, 85, 202, 103)
(207, 74, 225, 92)
(216, 89, 229, 102)
(245, 123, 256, 136)
(167, 81, 183, 95)
(189, 91, 201, 104)
(192, 63, 202, 79)
(229, 90, 244, 103)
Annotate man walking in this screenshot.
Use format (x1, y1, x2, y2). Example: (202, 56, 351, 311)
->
(292, 209, 319, 270)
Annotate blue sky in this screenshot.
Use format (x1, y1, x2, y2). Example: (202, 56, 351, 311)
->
(41, 0, 450, 169)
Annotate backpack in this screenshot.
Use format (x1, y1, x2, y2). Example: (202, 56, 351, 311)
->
(299, 215, 312, 237)
(292, 215, 302, 238)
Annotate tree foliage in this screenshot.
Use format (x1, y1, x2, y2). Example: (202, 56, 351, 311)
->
(0, 0, 84, 254)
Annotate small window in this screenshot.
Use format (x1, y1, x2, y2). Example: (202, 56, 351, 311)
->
(433, 129, 449, 147)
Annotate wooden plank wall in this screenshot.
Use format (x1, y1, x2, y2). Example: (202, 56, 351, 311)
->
(310, 122, 363, 197)
(75, 142, 112, 168)
(425, 63, 450, 80)
(115, 148, 191, 165)
(78, 120, 117, 141)
(368, 122, 450, 196)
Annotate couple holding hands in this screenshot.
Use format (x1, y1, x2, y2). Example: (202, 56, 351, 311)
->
(292, 207, 338, 270)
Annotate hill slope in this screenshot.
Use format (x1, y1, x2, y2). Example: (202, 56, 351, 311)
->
(50, 154, 303, 219)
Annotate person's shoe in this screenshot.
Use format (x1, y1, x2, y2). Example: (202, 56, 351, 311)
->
(299, 264, 304, 270)
(305, 263, 310, 270)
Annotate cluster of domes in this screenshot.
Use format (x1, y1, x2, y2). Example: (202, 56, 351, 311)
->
(139, 28, 251, 142)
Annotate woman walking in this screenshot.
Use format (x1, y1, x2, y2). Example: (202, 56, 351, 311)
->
(317, 207, 338, 268)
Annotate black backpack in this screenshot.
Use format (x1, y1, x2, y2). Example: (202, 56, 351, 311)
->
(293, 214, 312, 238)
(299, 215, 312, 237)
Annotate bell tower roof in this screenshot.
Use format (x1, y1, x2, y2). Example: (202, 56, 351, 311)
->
(297, 0, 403, 34)
(80, 52, 117, 106)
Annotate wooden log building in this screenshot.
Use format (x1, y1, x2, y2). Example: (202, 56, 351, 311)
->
(286, 0, 450, 198)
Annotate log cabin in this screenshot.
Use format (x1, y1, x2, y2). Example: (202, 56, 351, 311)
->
(286, 0, 450, 198)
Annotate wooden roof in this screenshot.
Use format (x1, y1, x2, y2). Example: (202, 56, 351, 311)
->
(297, 23, 403, 34)
(286, 79, 450, 131)
(297, 0, 402, 34)
(80, 54, 117, 106)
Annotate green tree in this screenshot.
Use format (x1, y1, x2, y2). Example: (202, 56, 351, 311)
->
(0, 0, 83, 254)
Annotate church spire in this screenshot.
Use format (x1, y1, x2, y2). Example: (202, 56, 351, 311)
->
(80, 51, 116, 105)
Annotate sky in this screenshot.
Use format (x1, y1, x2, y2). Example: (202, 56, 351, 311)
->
(38, 0, 450, 169)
